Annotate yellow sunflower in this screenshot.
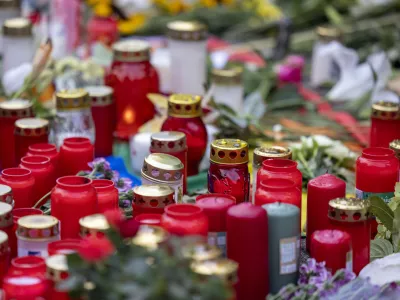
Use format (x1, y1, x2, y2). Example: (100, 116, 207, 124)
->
(199, 0, 218, 8)
(93, 3, 112, 17)
(118, 14, 147, 35)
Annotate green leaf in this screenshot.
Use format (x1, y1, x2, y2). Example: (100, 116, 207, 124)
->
(368, 196, 394, 231)
(392, 206, 400, 252)
(370, 239, 394, 261)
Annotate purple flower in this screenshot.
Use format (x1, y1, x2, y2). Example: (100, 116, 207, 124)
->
(121, 200, 131, 208)
(88, 158, 111, 172)
(115, 177, 132, 192)
(111, 171, 120, 182)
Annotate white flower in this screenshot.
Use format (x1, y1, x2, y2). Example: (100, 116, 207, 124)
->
(2, 63, 32, 95)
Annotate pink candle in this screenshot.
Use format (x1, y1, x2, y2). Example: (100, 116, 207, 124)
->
(306, 174, 346, 250)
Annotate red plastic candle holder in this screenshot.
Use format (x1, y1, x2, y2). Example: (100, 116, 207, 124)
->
(8, 256, 46, 277)
(255, 179, 301, 209)
(48, 239, 82, 256)
(59, 137, 94, 177)
(132, 185, 175, 216)
(46, 254, 70, 300)
(258, 159, 302, 192)
(370, 102, 400, 147)
(134, 214, 163, 226)
(92, 179, 118, 213)
(0, 168, 35, 208)
(27, 143, 59, 176)
(87, 16, 118, 51)
(3, 275, 49, 298)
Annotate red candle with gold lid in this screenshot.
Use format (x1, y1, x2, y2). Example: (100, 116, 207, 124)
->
(0, 184, 13, 206)
(132, 184, 175, 216)
(0, 231, 10, 284)
(79, 214, 109, 238)
(46, 254, 70, 300)
(258, 159, 302, 192)
(161, 94, 207, 176)
(370, 101, 400, 147)
(0, 168, 35, 208)
(59, 137, 94, 177)
(14, 118, 49, 165)
(208, 139, 250, 204)
(92, 179, 118, 213)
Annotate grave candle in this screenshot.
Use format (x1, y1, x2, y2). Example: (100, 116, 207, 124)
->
(27, 143, 59, 177)
(258, 159, 302, 192)
(255, 179, 301, 209)
(132, 184, 175, 216)
(46, 254, 70, 300)
(0, 231, 10, 284)
(8, 256, 46, 277)
(79, 214, 109, 238)
(3, 275, 49, 298)
(92, 179, 118, 213)
(47, 239, 82, 256)
(134, 214, 163, 226)
(0, 168, 35, 208)
(59, 137, 94, 177)
(370, 102, 400, 148)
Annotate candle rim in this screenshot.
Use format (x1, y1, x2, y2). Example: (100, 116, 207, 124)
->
(12, 208, 43, 222)
(165, 203, 203, 218)
(63, 137, 92, 147)
(362, 147, 395, 159)
(259, 178, 296, 191)
(20, 155, 51, 167)
(1, 167, 32, 179)
(308, 173, 345, 188)
(134, 213, 162, 225)
(28, 143, 57, 154)
(196, 193, 236, 208)
(262, 158, 298, 171)
(56, 176, 93, 188)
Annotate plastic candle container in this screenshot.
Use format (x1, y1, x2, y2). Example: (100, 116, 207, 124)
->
(258, 159, 302, 192)
(8, 256, 46, 277)
(51, 176, 97, 239)
(87, 15, 118, 51)
(389, 139, 400, 179)
(86, 86, 116, 157)
(150, 131, 188, 194)
(92, 179, 118, 213)
(370, 102, 400, 148)
(0, 100, 33, 169)
(134, 214, 162, 226)
(3, 275, 49, 299)
(17, 215, 60, 257)
(181, 242, 222, 262)
(311, 229, 352, 274)
(0, 0, 20, 54)
(2, 17, 34, 73)
(47, 239, 82, 256)
(0, 184, 13, 206)
(208, 139, 250, 204)
(79, 214, 109, 238)
(27, 143, 60, 178)
(141, 153, 184, 203)
(255, 179, 301, 210)
(0, 168, 35, 208)
(328, 198, 370, 274)
(161, 204, 208, 237)
(252, 146, 292, 203)
(167, 21, 207, 95)
(161, 94, 207, 176)
(59, 137, 94, 177)
(132, 184, 175, 216)
(132, 225, 169, 251)
(0, 231, 10, 283)
(46, 254, 70, 300)
(196, 194, 235, 256)
(105, 40, 158, 140)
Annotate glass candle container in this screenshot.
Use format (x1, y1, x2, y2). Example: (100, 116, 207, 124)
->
(0, 231, 10, 283)
(17, 215, 60, 257)
(252, 146, 292, 203)
(87, 15, 118, 51)
(134, 214, 162, 226)
(79, 214, 109, 238)
(92, 179, 118, 213)
(208, 139, 250, 204)
(20, 155, 55, 204)
(59, 137, 94, 177)
(161, 204, 208, 237)
(0, 100, 33, 169)
(0, 0, 20, 55)
(51, 176, 97, 239)
(390, 139, 400, 180)
(161, 94, 207, 176)
(0, 168, 35, 208)
(255, 179, 301, 209)
(370, 102, 400, 148)
(105, 40, 158, 140)
(8, 256, 46, 277)
(167, 21, 207, 95)
(54, 89, 95, 148)
(258, 159, 302, 192)
(141, 153, 184, 203)
(14, 118, 49, 165)
(48, 239, 82, 256)
(182, 242, 222, 262)
(2, 17, 33, 73)
(27, 143, 60, 178)
(46, 254, 70, 300)
(3, 275, 49, 298)
(132, 184, 175, 216)
(86, 86, 116, 157)
(196, 194, 235, 256)
(150, 131, 188, 194)
(328, 197, 371, 274)
(0, 184, 13, 205)
(131, 225, 168, 251)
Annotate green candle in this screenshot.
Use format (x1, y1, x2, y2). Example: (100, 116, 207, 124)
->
(263, 202, 300, 294)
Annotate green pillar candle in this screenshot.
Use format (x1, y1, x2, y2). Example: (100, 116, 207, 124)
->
(263, 202, 300, 294)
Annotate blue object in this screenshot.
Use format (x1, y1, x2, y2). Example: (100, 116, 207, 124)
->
(106, 156, 141, 187)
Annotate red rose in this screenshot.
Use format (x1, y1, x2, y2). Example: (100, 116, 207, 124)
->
(119, 219, 140, 238)
(78, 236, 115, 262)
(104, 209, 125, 229)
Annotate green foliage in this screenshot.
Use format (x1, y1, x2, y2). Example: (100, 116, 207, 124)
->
(369, 196, 394, 231)
(370, 239, 394, 261)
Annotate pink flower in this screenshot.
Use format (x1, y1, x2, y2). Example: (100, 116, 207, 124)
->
(79, 236, 114, 263)
(276, 64, 302, 84)
(286, 55, 305, 68)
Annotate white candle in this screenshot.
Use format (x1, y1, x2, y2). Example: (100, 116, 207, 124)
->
(0, 0, 20, 54)
(130, 132, 152, 174)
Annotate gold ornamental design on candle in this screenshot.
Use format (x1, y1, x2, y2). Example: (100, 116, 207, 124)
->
(132, 225, 168, 251)
(212, 67, 243, 86)
(210, 139, 249, 165)
(253, 146, 292, 167)
(0, 100, 33, 118)
(142, 153, 184, 183)
(79, 214, 110, 237)
(390, 140, 400, 159)
(17, 215, 59, 240)
(0, 231, 9, 256)
(133, 184, 175, 209)
(150, 131, 187, 153)
(0, 184, 13, 205)
(167, 21, 208, 41)
(85, 86, 114, 106)
(56, 89, 91, 111)
(46, 254, 69, 283)
(191, 259, 239, 284)
(14, 118, 49, 136)
(328, 197, 370, 222)
(371, 101, 400, 120)
(3, 17, 32, 37)
(112, 40, 150, 63)
(168, 94, 202, 118)
(316, 26, 342, 42)
(0, 202, 12, 227)
(182, 242, 222, 262)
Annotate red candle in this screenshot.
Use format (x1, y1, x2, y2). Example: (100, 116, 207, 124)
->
(196, 193, 235, 256)
(0, 231, 10, 284)
(255, 179, 301, 209)
(257, 159, 302, 192)
(0, 168, 35, 208)
(87, 16, 118, 50)
(135, 214, 163, 226)
(0, 100, 33, 170)
(306, 174, 346, 250)
(8, 256, 46, 277)
(161, 94, 207, 176)
(92, 179, 118, 213)
(46, 254, 70, 300)
(328, 198, 370, 274)
(132, 185, 175, 216)
(227, 203, 269, 300)
(51, 176, 97, 239)
(14, 118, 49, 165)
(161, 204, 208, 237)
(310, 229, 352, 274)
(370, 102, 400, 147)
(48, 239, 82, 256)
(27, 143, 59, 177)
(0, 203, 13, 258)
(3, 275, 49, 298)
(79, 214, 109, 238)
(0, 184, 13, 206)
(59, 137, 94, 177)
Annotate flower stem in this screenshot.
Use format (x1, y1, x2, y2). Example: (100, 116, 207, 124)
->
(32, 190, 52, 208)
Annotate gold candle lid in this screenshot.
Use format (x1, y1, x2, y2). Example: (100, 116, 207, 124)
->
(191, 259, 238, 284)
(390, 140, 400, 157)
(85, 86, 113, 106)
(132, 225, 168, 251)
(211, 68, 243, 85)
(0, 0, 19, 8)
(182, 242, 222, 262)
(112, 40, 150, 63)
(328, 197, 370, 222)
(133, 185, 175, 209)
(17, 215, 59, 240)
(46, 254, 68, 283)
(0, 202, 12, 228)
(168, 94, 202, 118)
(0, 184, 13, 205)
(316, 26, 342, 42)
(0, 100, 33, 118)
(14, 118, 49, 136)
(210, 139, 249, 165)
(56, 89, 91, 111)
(253, 146, 292, 167)
(142, 153, 184, 183)
(150, 131, 187, 153)
(3, 18, 32, 37)
(0, 231, 9, 256)
(79, 214, 109, 237)
(167, 21, 207, 41)
(371, 101, 400, 120)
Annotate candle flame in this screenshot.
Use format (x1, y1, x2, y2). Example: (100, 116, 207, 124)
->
(123, 106, 135, 124)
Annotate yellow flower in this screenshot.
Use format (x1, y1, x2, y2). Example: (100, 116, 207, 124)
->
(166, 0, 186, 14)
(222, 0, 235, 5)
(93, 3, 112, 17)
(86, 0, 112, 6)
(256, 1, 282, 19)
(118, 14, 147, 35)
(199, 0, 217, 7)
